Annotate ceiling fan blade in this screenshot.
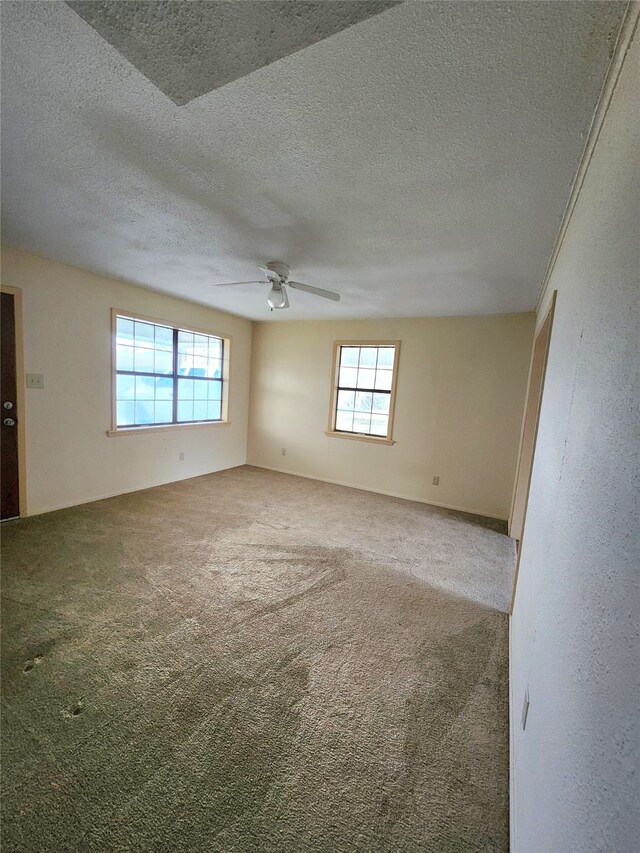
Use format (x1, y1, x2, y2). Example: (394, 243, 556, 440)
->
(211, 281, 266, 287)
(289, 281, 341, 302)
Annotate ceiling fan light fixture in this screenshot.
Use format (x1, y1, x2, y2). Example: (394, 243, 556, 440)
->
(212, 262, 339, 310)
(267, 285, 287, 309)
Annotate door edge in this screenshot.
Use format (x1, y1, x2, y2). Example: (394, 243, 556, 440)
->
(1, 284, 27, 517)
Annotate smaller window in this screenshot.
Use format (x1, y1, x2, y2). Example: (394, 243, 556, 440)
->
(327, 341, 400, 444)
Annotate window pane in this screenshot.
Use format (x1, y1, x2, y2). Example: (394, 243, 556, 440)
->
(192, 361, 209, 377)
(208, 381, 222, 401)
(377, 347, 395, 368)
(117, 401, 135, 426)
(339, 366, 358, 387)
(135, 376, 155, 400)
(134, 346, 154, 373)
(177, 337, 192, 373)
(209, 338, 222, 361)
(207, 400, 221, 421)
(155, 377, 173, 400)
(116, 345, 133, 371)
(370, 414, 389, 436)
(177, 400, 193, 422)
(354, 392, 372, 413)
(117, 374, 135, 400)
(154, 349, 173, 374)
(335, 410, 354, 432)
(340, 347, 359, 367)
(359, 347, 377, 368)
(357, 368, 376, 389)
(154, 401, 172, 423)
(154, 325, 173, 349)
(178, 378, 194, 400)
(374, 369, 393, 391)
(353, 413, 372, 433)
(193, 380, 208, 401)
(337, 390, 355, 411)
(372, 393, 390, 414)
(134, 322, 155, 349)
(177, 329, 212, 378)
(193, 400, 208, 421)
(193, 334, 208, 354)
(117, 317, 134, 343)
(177, 331, 194, 353)
(135, 401, 153, 424)
(208, 358, 222, 379)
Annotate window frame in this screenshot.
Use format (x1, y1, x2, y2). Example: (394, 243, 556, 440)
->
(108, 308, 232, 436)
(326, 340, 400, 445)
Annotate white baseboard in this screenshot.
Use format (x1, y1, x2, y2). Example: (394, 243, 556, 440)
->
(247, 463, 508, 521)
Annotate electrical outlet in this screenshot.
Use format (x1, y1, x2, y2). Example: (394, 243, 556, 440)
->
(432, 476, 439, 486)
(521, 689, 530, 730)
(179, 452, 185, 461)
(26, 373, 44, 389)
(281, 448, 287, 456)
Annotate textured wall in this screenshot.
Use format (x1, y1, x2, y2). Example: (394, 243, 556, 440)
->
(0, 248, 252, 515)
(510, 26, 639, 853)
(247, 314, 534, 520)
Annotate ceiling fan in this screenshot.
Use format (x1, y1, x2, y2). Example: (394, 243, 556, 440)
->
(212, 261, 340, 310)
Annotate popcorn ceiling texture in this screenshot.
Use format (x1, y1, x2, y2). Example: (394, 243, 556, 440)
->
(1, 466, 513, 851)
(0, 1, 625, 319)
(67, 1, 400, 105)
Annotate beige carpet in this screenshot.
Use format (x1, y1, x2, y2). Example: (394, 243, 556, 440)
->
(1, 465, 514, 852)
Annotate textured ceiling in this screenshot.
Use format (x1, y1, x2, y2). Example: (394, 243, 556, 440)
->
(0, 1, 625, 320)
(66, 1, 399, 105)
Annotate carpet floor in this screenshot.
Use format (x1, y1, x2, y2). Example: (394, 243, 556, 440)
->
(1, 466, 514, 852)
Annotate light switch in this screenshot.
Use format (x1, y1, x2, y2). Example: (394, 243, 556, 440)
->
(26, 374, 44, 389)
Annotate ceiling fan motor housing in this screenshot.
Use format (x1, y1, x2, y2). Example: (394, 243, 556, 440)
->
(264, 261, 290, 281)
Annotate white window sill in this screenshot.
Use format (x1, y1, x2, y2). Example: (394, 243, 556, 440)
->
(325, 430, 395, 446)
(107, 421, 231, 437)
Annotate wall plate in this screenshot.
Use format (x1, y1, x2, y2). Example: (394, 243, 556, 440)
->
(26, 374, 44, 389)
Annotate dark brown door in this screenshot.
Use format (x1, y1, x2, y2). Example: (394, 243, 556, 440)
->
(1, 292, 20, 519)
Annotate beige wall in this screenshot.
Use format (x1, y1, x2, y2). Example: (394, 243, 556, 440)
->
(248, 314, 534, 519)
(510, 21, 639, 853)
(1, 247, 252, 515)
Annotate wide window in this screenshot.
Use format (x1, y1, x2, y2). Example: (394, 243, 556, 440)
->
(327, 341, 400, 444)
(111, 311, 229, 432)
